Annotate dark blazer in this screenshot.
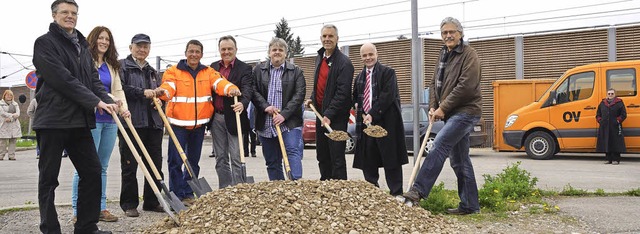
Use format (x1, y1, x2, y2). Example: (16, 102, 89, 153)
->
(252, 61, 305, 131)
(211, 58, 253, 135)
(310, 47, 354, 131)
(32, 23, 113, 129)
(352, 62, 408, 169)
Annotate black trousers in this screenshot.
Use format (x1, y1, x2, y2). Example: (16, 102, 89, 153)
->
(118, 128, 164, 211)
(606, 152, 621, 162)
(316, 120, 348, 180)
(37, 128, 101, 234)
(361, 136, 403, 196)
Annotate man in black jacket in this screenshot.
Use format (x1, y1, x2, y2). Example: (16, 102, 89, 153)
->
(305, 24, 354, 180)
(118, 33, 165, 217)
(32, 0, 118, 233)
(210, 35, 253, 188)
(252, 38, 306, 180)
(352, 43, 408, 196)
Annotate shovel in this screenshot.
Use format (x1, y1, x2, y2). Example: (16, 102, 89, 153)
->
(362, 114, 388, 138)
(122, 117, 186, 213)
(407, 116, 434, 191)
(153, 97, 213, 197)
(234, 96, 254, 183)
(110, 111, 180, 226)
(308, 104, 349, 141)
(274, 110, 293, 180)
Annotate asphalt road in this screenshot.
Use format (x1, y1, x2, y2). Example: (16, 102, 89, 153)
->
(0, 137, 639, 232)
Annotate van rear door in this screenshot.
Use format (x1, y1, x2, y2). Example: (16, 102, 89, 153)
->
(548, 70, 599, 150)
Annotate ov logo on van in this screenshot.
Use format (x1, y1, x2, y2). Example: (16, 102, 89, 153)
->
(563, 111, 581, 122)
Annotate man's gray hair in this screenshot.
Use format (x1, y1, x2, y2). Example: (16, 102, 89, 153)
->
(321, 24, 339, 37)
(269, 37, 288, 55)
(440, 17, 464, 38)
(51, 0, 78, 13)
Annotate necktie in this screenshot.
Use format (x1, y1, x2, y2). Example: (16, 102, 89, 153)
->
(363, 69, 371, 113)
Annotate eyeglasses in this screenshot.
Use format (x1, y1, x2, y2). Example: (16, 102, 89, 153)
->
(57, 10, 78, 17)
(607, 93, 615, 95)
(441, 30, 458, 36)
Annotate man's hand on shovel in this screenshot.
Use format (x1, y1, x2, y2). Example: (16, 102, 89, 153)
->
(231, 102, 244, 113)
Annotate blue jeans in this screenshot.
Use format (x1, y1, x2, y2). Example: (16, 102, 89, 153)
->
(168, 125, 205, 199)
(412, 113, 481, 212)
(259, 127, 303, 180)
(72, 122, 117, 215)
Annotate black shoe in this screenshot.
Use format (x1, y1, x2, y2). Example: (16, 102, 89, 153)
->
(251, 154, 257, 157)
(143, 205, 164, 212)
(446, 208, 479, 215)
(604, 161, 612, 164)
(124, 209, 139, 217)
(209, 154, 216, 158)
(92, 230, 112, 234)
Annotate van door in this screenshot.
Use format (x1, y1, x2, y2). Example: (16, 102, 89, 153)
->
(606, 67, 640, 149)
(548, 71, 599, 149)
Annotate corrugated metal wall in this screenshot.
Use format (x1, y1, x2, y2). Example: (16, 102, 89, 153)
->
(291, 56, 317, 100)
(616, 25, 640, 61)
(523, 29, 609, 80)
(423, 39, 444, 99)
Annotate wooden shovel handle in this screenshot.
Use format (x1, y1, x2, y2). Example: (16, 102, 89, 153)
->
(234, 96, 246, 163)
(123, 117, 163, 180)
(153, 97, 195, 177)
(308, 104, 334, 132)
(274, 110, 292, 180)
(407, 116, 434, 190)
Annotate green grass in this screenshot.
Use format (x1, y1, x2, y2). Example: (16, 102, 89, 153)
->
(16, 139, 36, 148)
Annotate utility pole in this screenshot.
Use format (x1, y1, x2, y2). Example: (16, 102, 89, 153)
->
(411, 0, 420, 162)
(156, 56, 161, 71)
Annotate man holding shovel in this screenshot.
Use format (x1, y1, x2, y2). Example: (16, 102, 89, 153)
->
(155, 40, 240, 205)
(210, 35, 254, 188)
(118, 33, 166, 217)
(252, 38, 305, 181)
(352, 43, 408, 196)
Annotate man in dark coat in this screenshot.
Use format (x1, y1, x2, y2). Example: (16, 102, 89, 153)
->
(118, 33, 165, 217)
(596, 88, 627, 165)
(352, 43, 408, 196)
(210, 35, 253, 188)
(32, 0, 118, 233)
(305, 24, 355, 180)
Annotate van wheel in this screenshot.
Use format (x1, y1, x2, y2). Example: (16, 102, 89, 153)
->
(524, 131, 557, 160)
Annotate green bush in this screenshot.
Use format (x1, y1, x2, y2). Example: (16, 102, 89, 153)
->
(559, 184, 588, 196)
(478, 161, 539, 211)
(420, 182, 459, 214)
(624, 188, 640, 196)
(594, 188, 606, 196)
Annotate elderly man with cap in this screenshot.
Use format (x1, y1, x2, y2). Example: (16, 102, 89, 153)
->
(117, 33, 166, 217)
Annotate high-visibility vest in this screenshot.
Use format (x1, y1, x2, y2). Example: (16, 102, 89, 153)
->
(159, 65, 237, 129)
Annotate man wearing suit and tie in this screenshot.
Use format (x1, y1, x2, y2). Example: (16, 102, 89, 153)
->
(352, 42, 408, 196)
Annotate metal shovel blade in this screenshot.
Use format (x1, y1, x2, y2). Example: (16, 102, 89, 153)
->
(241, 164, 255, 183)
(160, 183, 186, 212)
(188, 177, 213, 197)
(155, 190, 181, 225)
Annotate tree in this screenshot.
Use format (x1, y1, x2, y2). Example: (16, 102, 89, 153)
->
(274, 18, 305, 58)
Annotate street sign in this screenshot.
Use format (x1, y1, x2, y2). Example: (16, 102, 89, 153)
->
(25, 70, 37, 90)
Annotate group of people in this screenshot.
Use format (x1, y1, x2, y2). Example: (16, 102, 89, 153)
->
(29, 1, 629, 234)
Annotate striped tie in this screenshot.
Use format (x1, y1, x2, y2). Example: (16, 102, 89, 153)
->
(363, 69, 371, 113)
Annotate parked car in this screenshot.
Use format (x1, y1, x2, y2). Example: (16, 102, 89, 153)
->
(401, 104, 487, 155)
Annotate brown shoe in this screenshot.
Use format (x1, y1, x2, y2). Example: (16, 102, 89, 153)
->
(143, 205, 164, 213)
(124, 209, 139, 217)
(402, 189, 422, 207)
(99, 210, 118, 222)
(181, 197, 196, 207)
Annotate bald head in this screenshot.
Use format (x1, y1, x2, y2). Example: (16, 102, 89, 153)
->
(360, 43, 378, 69)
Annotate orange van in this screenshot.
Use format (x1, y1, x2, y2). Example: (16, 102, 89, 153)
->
(502, 60, 640, 159)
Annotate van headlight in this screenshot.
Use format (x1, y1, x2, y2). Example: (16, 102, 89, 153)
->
(505, 115, 518, 128)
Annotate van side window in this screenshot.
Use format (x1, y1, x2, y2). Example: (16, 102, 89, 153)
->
(555, 72, 595, 105)
(607, 68, 637, 97)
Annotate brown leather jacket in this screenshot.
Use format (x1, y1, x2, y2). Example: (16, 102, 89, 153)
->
(429, 43, 482, 118)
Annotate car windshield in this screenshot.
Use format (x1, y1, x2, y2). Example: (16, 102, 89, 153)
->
(401, 106, 428, 122)
(303, 111, 316, 120)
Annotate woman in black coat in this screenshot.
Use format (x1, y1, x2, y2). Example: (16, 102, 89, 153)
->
(596, 88, 627, 165)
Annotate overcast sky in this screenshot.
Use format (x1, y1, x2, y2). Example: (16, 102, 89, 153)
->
(0, 0, 638, 87)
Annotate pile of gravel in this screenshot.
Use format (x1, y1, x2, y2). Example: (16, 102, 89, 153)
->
(145, 180, 459, 233)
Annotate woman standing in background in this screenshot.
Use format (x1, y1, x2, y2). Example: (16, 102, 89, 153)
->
(0, 90, 22, 161)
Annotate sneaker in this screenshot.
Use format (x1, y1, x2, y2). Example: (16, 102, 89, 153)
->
(446, 208, 480, 215)
(181, 197, 196, 207)
(143, 205, 164, 213)
(124, 209, 139, 217)
(401, 189, 422, 207)
(99, 210, 118, 222)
